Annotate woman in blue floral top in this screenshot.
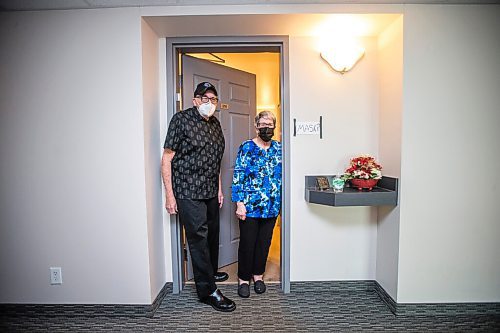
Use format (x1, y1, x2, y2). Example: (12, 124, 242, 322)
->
(231, 111, 282, 298)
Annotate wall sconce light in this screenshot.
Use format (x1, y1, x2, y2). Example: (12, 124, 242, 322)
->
(320, 38, 365, 74)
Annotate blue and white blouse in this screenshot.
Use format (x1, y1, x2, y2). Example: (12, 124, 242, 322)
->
(231, 140, 282, 219)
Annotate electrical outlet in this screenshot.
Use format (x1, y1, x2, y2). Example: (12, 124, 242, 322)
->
(50, 267, 62, 285)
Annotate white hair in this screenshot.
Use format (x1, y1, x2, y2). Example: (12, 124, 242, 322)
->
(254, 111, 276, 127)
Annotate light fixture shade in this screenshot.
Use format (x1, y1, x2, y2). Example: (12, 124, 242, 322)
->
(320, 40, 365, 74)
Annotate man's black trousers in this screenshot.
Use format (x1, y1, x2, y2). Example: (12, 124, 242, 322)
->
(177, 197, 219, 299)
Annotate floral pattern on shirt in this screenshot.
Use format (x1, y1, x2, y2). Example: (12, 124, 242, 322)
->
(164, 107, 225, 199)
(231, 140, 282, 218)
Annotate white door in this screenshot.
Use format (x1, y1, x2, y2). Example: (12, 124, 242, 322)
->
(181, 55, 256, 280)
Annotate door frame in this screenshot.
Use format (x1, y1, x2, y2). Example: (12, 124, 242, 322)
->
(166, 36, 291, 294)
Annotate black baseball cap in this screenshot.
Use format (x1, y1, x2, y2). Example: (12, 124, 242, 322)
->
(194, 82, 218, 97)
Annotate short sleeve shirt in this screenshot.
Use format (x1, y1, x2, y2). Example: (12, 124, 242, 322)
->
(164, 107, 225, 199)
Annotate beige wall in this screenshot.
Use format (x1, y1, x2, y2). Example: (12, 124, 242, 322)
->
(141, 19, 169, 302)
(290, 35, 380, 281)
(0, 8, 152, 304)
(398, 4, 500, 303)
(376, 16, 403, 300)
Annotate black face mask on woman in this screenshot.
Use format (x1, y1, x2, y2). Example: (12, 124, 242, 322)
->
(258, 127, 274, 142)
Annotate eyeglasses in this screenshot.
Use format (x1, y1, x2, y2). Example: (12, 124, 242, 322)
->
(197, 95, 219, 104)
(257, 122, 275, 129)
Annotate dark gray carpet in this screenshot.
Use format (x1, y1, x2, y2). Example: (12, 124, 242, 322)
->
(1, 282, 499, 332)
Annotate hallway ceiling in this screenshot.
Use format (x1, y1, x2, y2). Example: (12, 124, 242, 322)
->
(0, 0, 496, 12)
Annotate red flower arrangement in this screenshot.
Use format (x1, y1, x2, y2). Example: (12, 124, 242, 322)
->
(343, 155, 382, 180)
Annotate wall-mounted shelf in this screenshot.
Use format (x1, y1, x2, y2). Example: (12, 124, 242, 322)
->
(305, 176, 398, 207)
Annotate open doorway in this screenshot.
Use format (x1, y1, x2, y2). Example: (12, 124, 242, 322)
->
(184, 51, 282, 284)
(166, 37, 290, 293)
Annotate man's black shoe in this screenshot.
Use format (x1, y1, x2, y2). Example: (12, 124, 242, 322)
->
(214, 272, 229, 282)
(201, 289, 236, 312)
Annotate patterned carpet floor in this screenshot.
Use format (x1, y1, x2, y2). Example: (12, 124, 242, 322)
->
(1, 282, 499, 332)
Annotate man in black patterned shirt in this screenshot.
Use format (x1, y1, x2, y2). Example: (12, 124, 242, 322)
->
(161, 82, 235, 312)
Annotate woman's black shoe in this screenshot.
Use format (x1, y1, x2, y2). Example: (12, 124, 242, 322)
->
(201, 289, 236, 312)
(238, 283, 250, 298)
(254, 280, 266, 294)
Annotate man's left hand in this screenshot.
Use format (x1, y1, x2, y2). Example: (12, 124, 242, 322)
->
(218, 190, 224, 208)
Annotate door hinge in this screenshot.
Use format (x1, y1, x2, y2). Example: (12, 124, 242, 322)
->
(177, 74, 183, 102)
(183, 247, 188, 261)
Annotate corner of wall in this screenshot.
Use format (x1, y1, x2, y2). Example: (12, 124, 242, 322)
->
(141, 17, 169, 303)
(375, 14, 403, 302)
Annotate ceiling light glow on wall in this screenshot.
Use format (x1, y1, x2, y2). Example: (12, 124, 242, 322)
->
(320, 37, 365, 75)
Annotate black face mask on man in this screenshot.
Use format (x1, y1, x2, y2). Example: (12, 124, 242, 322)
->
(258, 127, 274, 142)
